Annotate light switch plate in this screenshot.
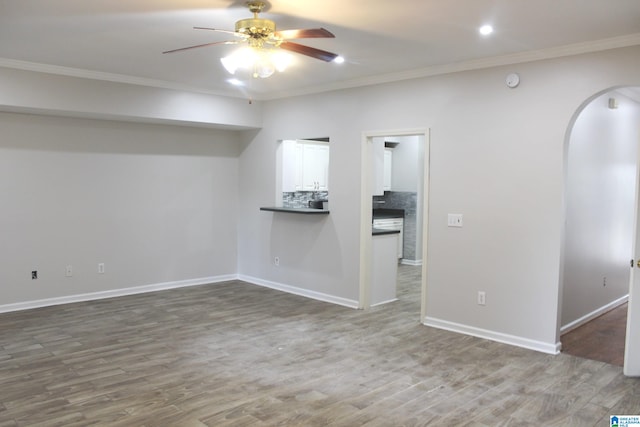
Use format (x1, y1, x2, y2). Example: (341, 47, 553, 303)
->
(448, 214, 463, 227)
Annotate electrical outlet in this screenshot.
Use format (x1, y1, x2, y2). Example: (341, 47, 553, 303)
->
(274, 256, 280, 266)
(32, 270, 38, 280)
(65, 265, 73, 277)
(477, 291, 486, 306)
(448, 214, 463, 227)
(98, 263, 105, 274)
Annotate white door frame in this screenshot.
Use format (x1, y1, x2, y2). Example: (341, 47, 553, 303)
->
(624, 126, 640, 376)
(359, 128, 430, 321)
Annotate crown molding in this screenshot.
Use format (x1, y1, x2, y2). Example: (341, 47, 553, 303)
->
(266, 33, 640, 100)
(0, 57, 235, 98)
(1, 33, 640, 101)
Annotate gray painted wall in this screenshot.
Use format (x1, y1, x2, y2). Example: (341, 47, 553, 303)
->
(237, 46, 640, 352)
(1, 44, 639, 361)
(0, 113, 241, 306)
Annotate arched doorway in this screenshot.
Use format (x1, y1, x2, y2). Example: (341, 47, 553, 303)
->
(561, 86, 640, 376)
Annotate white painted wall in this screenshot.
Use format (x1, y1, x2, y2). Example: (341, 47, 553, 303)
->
(237, 45, 640, 352)
(0, 112, 241, 308)
(562, 92, 640, 328)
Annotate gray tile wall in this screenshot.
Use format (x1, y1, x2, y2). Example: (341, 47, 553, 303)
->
(283, 191, 329, 208)
(373, 191, 418, 261)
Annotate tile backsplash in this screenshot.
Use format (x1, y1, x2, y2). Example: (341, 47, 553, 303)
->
(281, 190, 420, 262)
(283, 191, 329, 208)
(373, 191, 418, 262)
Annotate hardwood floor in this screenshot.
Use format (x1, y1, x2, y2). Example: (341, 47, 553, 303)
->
(1, 265, 639, 426)
(561, 303, 628, 367)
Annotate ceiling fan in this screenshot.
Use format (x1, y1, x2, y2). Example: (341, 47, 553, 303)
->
(162, 1, 338, 63)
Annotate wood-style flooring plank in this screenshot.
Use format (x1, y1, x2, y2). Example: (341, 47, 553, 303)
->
(561, 303, 627, 366)
(0, 265, 638, 426)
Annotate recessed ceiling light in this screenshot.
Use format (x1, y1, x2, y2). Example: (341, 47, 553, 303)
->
(227, 78, 245, 86)
(333, 56, 345, 64)
(479, 25, 494, 36)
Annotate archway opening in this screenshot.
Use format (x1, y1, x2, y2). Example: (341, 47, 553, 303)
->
(561, 87, 640, 372)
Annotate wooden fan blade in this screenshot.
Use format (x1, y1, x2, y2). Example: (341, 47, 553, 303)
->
(193, 27, 245, 37)
(163, 40, 237, 54)
(280, 41, 338, 62)
(275, 28, 335, 40)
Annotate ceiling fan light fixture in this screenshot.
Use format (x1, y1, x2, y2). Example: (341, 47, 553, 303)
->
(221, 47, 259, 74)
(221, 47, 292, 78)
(271, 50, 292, 72)
(166, 0, 337, 78)
(254, 61, 275, 78)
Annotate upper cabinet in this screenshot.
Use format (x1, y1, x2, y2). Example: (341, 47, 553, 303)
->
(373, 138, 393, 195)
(282, 140, 300, 192)
(301, 142, 329, 191)
(282, 140, 329, 192)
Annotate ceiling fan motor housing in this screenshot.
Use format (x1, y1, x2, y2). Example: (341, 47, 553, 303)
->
(162, 0, 337, 63)
(235, 1, 280, 46)
(235, 17, 276, 39)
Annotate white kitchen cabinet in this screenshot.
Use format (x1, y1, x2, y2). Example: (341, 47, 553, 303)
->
(281, 140, 301, 192)
(372, 138, 385, 196)
(371, 231, 399, 306)
(282, 140, 329, 192)
(373, 217, 403, 258)
(300, 141, 329, 191)
(373, 139, 393, 195)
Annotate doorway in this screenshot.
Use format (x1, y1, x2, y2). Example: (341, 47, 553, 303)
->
(561, 87, 640, 375)
(359, 128, 430, 321)
(561, 303, 627, 366)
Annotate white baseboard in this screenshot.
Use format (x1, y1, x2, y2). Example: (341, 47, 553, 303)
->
(423, 316, 561, 355)
(371, 298, 398, 307)
(400, 259, 422, 266)
(238, 275, 359, 309)
(560, 294, 629, 335)
(0, 274, 238, 314)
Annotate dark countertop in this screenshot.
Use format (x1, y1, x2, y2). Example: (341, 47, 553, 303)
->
(373, 208, 404, 219)
(372, 228, 401, 236)
(260, 207, 330, 215)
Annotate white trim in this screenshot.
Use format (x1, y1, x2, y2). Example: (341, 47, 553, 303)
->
(360, 129, 430, 317)
(359, 133, 374, 309)
(239, 275, 359, 309)
(400, 259, 423, 266)
(264, 33, 640, 100)
(0, 275, 237, 314)
(2, 33, 639, 101)
(423, 316, 561, 355)
(560, 295, 629, 335)
(0, 58, 234, 98)
(371, 298, 398, 307)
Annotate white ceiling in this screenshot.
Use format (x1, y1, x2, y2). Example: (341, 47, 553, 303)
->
(1, 0, 639, 100)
